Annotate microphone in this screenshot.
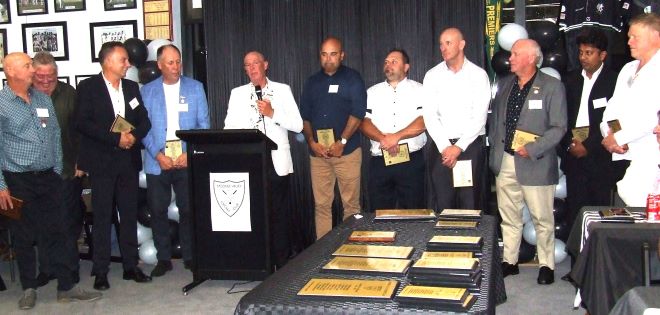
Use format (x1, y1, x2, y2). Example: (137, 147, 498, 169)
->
(254, 85, 266, 134)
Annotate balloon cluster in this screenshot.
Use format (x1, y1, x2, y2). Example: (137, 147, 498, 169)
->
(492, 21, 566, 80)
(123, 38, 173, 85)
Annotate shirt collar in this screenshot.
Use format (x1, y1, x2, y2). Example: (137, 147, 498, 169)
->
(101, 72, 122, 91)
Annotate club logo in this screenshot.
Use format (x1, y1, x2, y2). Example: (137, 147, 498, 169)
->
(212, 180, 245, 217)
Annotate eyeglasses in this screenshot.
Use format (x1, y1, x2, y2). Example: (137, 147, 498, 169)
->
(34, 74, 56, 82)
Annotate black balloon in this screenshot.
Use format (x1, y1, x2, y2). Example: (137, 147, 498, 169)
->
(554, 220, 570, 241)
(137, 204, 152, 227)
(519, 240, 536, 263)
(168, 220, 179, 243)
(124, 38, 148, 68)
(553, 198, 568, 222)
(541, 47, 567, 73)
(527, 21, 560, 51)
(138, 61, 161, 84)
(491, 50, 511, 75)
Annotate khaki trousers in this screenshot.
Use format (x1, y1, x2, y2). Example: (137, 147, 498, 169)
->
(496, 153, 556, 269)
(311, 149, 362, 239)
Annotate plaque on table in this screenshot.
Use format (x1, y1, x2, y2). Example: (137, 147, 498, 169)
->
(322, 256, 412, 275)
(427, 235, 483, 253)
(395, 285, 476, 311)
(438, 209, 482, 220)
(297, 278, 399, 299)
(374, 209, 436, 221)
(411, 257, 480, 274)
(382, 143, 410, 166)
(608, 119, 622, 133)
(420, 251, 474, 259)
(332, 244, 414, 259)
(572, 126, 590, 142)
(0, 196, 23, 220)
(511, 129, 539, 150)
(348, 231, 396, 242)
(316, 128, 335, 148)
(435, 220, 479, 230)
(164, 140, 183, 160)
(109, 115, 135, 133)
(598, 207, 635, 223)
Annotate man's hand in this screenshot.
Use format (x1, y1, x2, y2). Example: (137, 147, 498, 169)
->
(441, 145, 461, 168)
(156, 153, 174, 170)
(328, 141, 345, 158)
(0, 189, 13, 211)
(568, 139, 588, 158)
(174, 153, 188, 168)
(309, 141, 329, 158)
(379, 133, 401, 154)
(74, 164, 86, 177)
(119, 131, 135, 149)
(256, 100, 274, 118)
(515, 145, 530, 158)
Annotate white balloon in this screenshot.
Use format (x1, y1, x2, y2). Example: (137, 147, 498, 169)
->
(554, 239, 568, 263)
(540, 67, 561, 80)
(136, 223, 153, 245)
(167, 201, 180, 222)
(139, 171, 147, 189)
(138, 239, 158, 265)
(523, 222, 537, 245)
(555, 175, 567, 199)
(126, 66, 139, 83)
(522, 202, 532, 224)
(146, 39, 172, 61)
(498, 23, 528, 51)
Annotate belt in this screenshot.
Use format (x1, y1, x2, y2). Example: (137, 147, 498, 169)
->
(4, 168, 54, 176)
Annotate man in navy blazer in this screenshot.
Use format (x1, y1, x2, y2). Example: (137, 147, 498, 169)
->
(76, 41, 152, 290)
(489, 39, 567, 285)
(141, 45, 210, 277)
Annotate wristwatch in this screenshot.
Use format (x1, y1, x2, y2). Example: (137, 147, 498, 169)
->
(340, 138, 347, 145)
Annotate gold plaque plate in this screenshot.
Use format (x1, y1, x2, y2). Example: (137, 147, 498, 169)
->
(412, 257, 479, 270)
(165, 140, 183, 160)
(382, 143, 410, 166)
(572, 126, 589, 142)
(397, 285, 467, 301)
(511, 129, 539, 150)
(316, 128, 335, 148)
(332, 244, 414, 259)
(420, 251, 474, 259)
(322, 256, 411, 274)
(429, 235, 482, 245)
(297, 278, 398, 299)
(608, 119, 622, 133)
(438, 209, 481, 218)
(374, 209, 435, 220)
(110, 115, 135, 133)
(435, 220, 478, 229)
(348, 231, 396, 242)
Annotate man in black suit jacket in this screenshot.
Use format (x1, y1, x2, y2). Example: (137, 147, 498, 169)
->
(75, 41, 152, 290)
(560, 28, 629, 231)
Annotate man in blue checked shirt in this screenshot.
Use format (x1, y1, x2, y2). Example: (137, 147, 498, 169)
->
(0, 52, 101, 309)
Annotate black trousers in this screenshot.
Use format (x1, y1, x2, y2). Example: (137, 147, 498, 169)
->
(368, 149, 426, 211)
(38, 176, 83, 278)
(89, 159, 139, 275)
(269, 167, 291, 268)
(430, 136, 485, 211)
(3, 169, 74, 291)
(146, 169, 192, 261)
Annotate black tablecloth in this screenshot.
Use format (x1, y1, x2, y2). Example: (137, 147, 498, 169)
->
(567, 206, 660, 315)
(609, 286, 660, 315)
(235, 214, 506, 314)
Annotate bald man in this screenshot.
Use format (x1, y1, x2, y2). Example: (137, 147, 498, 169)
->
(489, 39, 567, 285)
(225, 51, 303, 268)
(423, 27, 491, 212)
(300, 37, 367, 239)
(0, 53, 101, 309)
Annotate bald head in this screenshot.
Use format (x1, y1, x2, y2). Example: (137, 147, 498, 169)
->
(509, 39, 541, 76)
(439, 27, 466, 67)
(320, 36, 344, 75)
(4, 52, 35, 91)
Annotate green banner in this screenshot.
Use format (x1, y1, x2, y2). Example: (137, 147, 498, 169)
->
(485, 0, 502, 81)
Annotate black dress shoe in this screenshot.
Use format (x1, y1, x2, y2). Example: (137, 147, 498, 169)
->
(560, 272, 573, 283)
(123, 268, 152, 283)
(150, 260, 173, 277)
(537, 266, 555, 285)
(502, 262, 519, 277)
(93, 274, 110, 291)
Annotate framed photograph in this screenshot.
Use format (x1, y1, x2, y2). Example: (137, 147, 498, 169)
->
(75, 74, 94, 87)
(104, 0, 136, 11)
(58, 76, 70, 85)
(89, 20, 137, 62)
(0, 29, 6, 70)
(0, 0, 11, 24)
(17, 0, 48, 16)
(55, 0, 85, 13)
(22, 22, 69, 61)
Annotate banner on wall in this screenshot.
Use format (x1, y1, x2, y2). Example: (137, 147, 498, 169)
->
(485, 0, 502, 81)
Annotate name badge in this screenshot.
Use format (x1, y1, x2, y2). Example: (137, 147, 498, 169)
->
(129, 97, 140, 110)
(528, 100, 542, 110)
(328, 85, 339, 93)
(592, 97, 607, 109)
(36, 108, 49, 117)
(179, 103, 189, 112)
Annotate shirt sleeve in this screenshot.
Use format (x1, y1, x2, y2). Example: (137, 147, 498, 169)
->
(422, 72, 451, 152)
(454, 68, 491, 151)
(348, 75, 367, 119)
(270, 84, 303, 133)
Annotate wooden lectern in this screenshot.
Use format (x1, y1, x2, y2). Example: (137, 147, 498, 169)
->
(177, 129, 277, 295)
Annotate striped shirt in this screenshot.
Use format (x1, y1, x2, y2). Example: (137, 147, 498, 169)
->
(0, 86, 62, 190)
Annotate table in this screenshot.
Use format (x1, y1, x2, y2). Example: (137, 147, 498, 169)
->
(234, 214, 506, 314)
(609, 286, 660, 315)
(567, 206, 660, 315)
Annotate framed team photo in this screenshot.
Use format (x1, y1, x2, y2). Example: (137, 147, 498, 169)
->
(104, 0, 136, 11)
(0, 29, 6, 70)
(58, 76, 70, 85)
(0, 0, 11, 24)
(54, 0, 85, 12)
(75, 74, 94, 87)
(17, 0, 48, 16)
(21, 22, 69, 61)
(89, 20, 137, 62)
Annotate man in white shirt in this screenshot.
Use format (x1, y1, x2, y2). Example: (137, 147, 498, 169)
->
(601, 13, 660, 206)
(422, 27, 491, 211)
(360, 49, 426, 211)
(224, 51, 303, 268)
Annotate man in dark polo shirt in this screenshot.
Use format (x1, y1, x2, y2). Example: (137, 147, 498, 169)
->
(300, 36, 367, 239)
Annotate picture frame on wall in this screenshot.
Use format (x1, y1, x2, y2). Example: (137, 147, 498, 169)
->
(0, 0, 11, 24)
(89, 20, 137, 62)
(22, 22, 69, 61)
(0, 29, 7, 70)
(58, 76, 70, 85)
(75, 74, 94, 87)
(17, 0, 48, 16)
(54, 0, 86, 13)
(104, 0, 136, 11)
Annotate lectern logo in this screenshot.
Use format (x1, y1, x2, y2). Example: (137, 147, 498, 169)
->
(212, 180, 245, 217)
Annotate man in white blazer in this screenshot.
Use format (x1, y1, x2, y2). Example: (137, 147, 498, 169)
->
(224, 51, 303, 268)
